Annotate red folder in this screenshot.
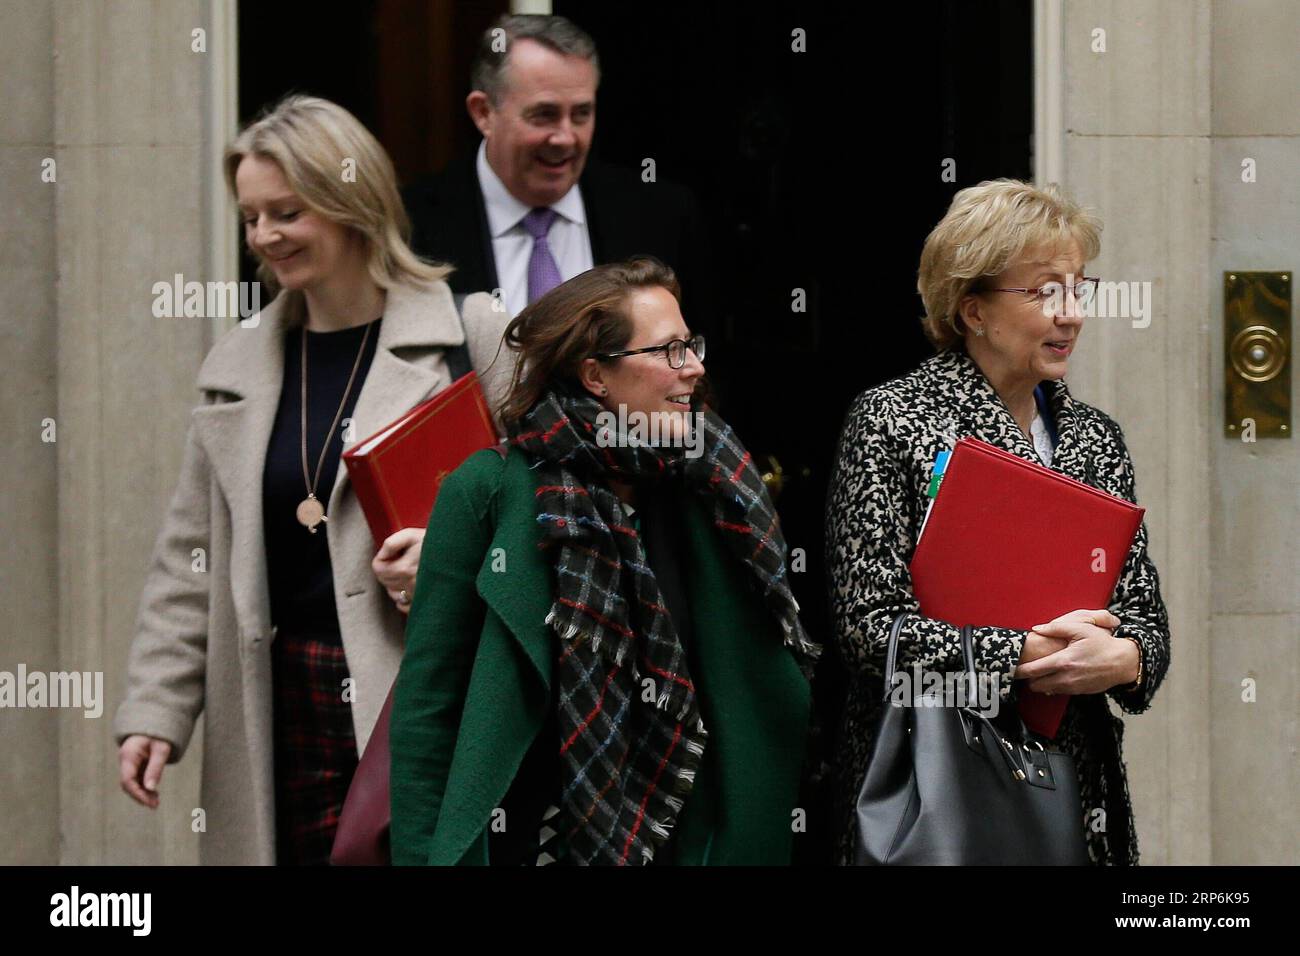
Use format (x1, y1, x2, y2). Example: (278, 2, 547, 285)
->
(343, 372, 498, 548)
(908, 437, 1143, 738)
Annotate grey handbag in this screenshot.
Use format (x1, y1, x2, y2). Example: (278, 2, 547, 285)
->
(854, 612, 1089, 865)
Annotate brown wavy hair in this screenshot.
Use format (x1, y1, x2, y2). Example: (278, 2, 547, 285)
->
(498, 257, 682, 424)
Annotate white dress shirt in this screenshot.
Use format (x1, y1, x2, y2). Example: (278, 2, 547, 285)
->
(475, 140, 595, 317)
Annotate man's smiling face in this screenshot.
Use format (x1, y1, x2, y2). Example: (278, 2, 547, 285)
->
(472, 38, 597, 208)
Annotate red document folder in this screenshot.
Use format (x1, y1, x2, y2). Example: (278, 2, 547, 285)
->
(909, 437, 1144, 738)
(343, 372, 498, 548)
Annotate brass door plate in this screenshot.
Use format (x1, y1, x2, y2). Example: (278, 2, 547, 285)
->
(1225, 271, 1290, 438)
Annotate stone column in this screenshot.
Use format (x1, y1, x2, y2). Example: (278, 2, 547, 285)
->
(50, 0, 226, 864)
(0, 0, 61, 865)
(1206, 0, 1300, 865)
(1046, 0, 1299, 865)
(1048, 0, 1215, 864)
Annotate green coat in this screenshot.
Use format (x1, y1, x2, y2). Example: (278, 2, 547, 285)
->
(390, 446, 811, 865)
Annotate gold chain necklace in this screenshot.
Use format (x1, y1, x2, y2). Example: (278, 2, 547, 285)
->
(295, 320, 375, 533)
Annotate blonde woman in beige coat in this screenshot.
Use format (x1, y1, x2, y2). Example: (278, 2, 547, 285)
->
(113, 96, 513, 865)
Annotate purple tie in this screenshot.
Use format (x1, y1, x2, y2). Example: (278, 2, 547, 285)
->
(522, 207, 563, 304)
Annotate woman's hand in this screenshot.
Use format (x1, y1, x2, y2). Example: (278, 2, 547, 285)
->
(371, 527, 425, 614)
(1018, 631, 1068, 665)
(1014, 608, 1138, 694)
(118, 735, 172, 808)
(1029, 608, 1121, 644)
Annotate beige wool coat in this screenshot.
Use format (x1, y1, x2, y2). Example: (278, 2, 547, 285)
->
(113, 279, 514, 865)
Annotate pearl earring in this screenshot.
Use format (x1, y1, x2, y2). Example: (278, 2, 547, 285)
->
(601, 387, 608, 395)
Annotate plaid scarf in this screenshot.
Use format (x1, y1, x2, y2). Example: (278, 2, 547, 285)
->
(509, 389, 818, 865)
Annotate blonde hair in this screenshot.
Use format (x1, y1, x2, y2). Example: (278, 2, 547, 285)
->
(917, 179, 1102, 350)
(224, 95, 450, 325)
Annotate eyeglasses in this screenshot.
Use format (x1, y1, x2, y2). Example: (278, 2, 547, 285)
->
(983, 277, 1100, 305)
(595, 334, 706, 369)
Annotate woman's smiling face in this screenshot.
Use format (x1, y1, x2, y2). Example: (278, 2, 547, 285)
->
(235, 154, 358, 292)
(584, 285, 705, 444)
(961, 237, 1087, 389)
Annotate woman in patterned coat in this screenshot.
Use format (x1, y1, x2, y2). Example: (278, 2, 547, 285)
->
(826, 179, 1170, 865)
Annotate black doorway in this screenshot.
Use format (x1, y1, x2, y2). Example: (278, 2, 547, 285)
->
(554, 0, 1033, 862)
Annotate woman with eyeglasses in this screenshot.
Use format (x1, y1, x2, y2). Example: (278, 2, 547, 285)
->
(389, 256, 819, 865)
(826, 179, 1170, 865)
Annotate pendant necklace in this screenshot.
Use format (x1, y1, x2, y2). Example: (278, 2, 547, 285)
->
(296, 319, 375, 533)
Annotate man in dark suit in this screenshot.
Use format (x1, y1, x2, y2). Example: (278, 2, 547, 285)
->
(404, 13, 713, 327)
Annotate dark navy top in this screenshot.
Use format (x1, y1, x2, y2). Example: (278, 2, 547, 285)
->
(262, 318, 382, 638)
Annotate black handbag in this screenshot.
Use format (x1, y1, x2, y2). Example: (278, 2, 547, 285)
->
(854, 612, 1089, 865)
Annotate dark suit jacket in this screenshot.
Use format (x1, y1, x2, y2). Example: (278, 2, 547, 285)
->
(403, 149, 716, 329)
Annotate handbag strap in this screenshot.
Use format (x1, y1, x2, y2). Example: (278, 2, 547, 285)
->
(445, 291, 473, 381)
(962, 621, 1038, 745)
(882, 611, 912, 688)
(884, 613, 1026, 781)
(962, 706, 1028, 781)
(959, 623, 978, 691)
(883, 613, 979, 690)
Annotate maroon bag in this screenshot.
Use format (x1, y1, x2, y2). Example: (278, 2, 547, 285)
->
(330, 444, 508, 866)
(330, 682, 396, 866)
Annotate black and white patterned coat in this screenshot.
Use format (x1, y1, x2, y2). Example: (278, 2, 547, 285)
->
(825, 344, 1170, 865)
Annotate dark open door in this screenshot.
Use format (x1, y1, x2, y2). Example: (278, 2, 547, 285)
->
(555, 0, 1033, 862)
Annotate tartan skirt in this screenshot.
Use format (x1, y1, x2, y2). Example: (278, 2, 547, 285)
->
(270, 626, 358, 866)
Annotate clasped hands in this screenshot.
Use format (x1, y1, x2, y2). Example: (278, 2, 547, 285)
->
(1013, 608, 1140, 696)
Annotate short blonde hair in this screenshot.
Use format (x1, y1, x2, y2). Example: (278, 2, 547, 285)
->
(224, 95, 450, 325)
(917, 179, 1102, 350)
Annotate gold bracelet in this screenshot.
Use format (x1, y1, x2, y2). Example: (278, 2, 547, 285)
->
(1123, 635, 1144, 690)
